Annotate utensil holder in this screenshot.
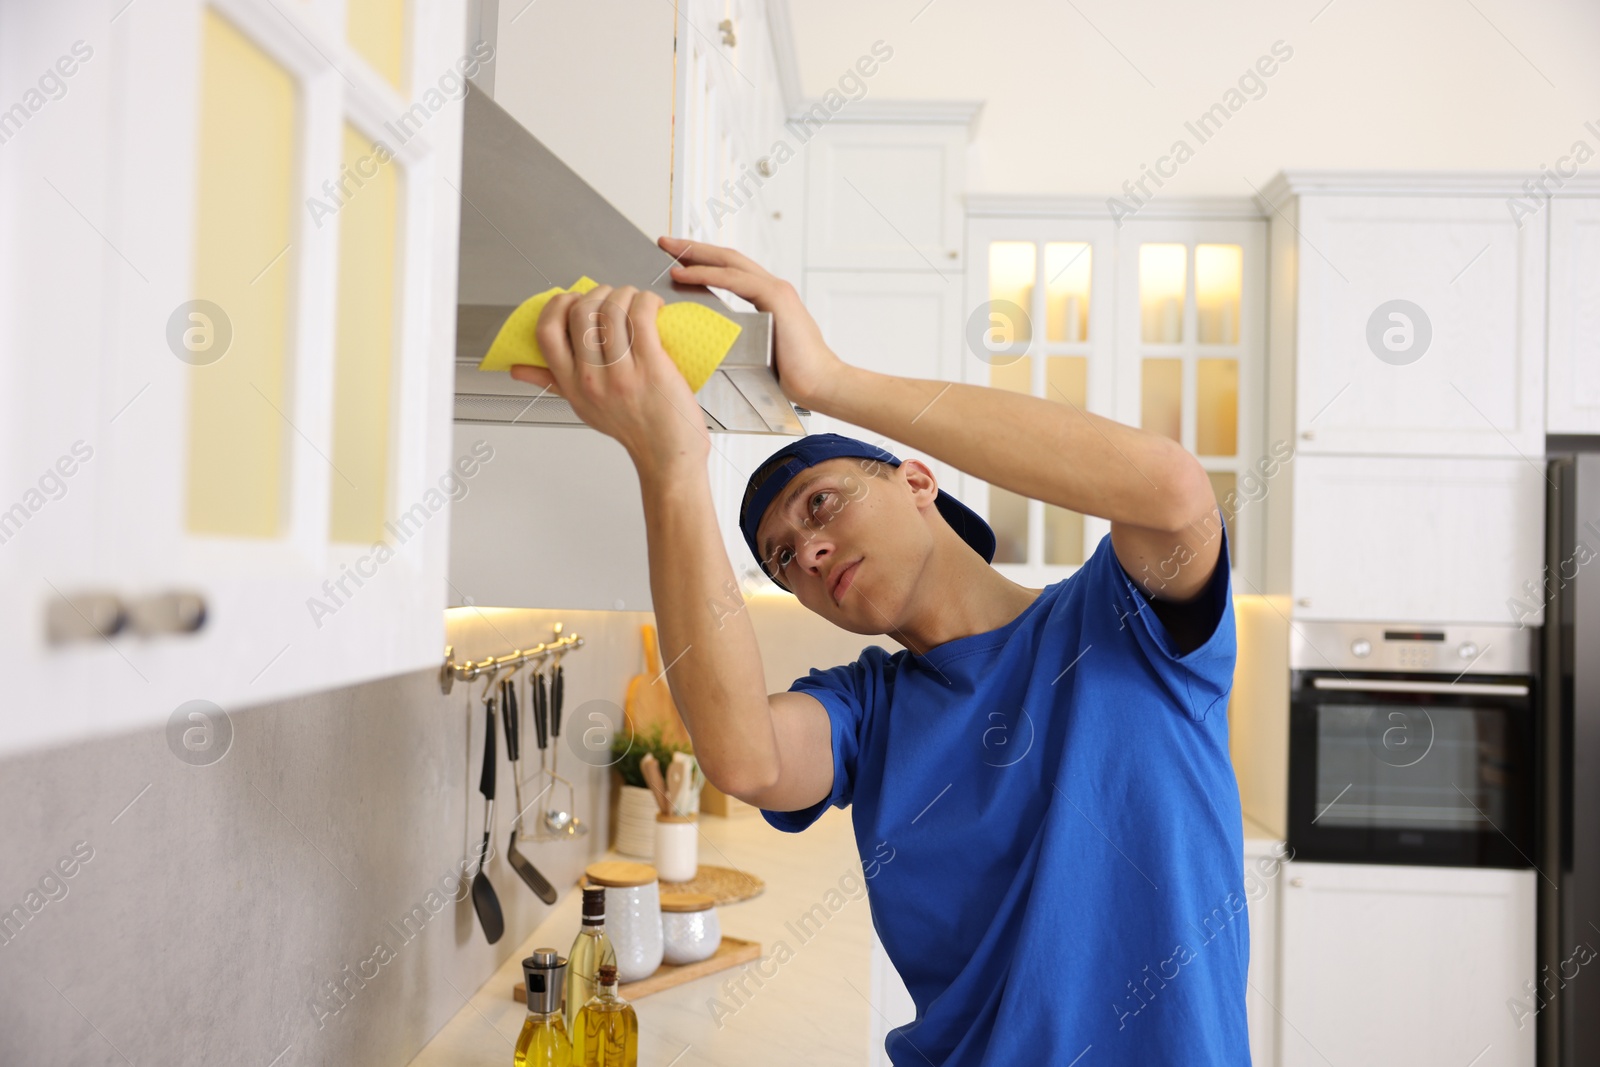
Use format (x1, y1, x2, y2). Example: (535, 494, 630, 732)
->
(613, 784, 658, 859)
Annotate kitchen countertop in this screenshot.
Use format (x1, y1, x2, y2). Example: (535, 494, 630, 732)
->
(409, 809, 1287, 1067)
(408, 806, 875, 1067)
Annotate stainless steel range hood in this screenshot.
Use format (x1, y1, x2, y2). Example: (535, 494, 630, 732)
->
(454, 85, 803, 435)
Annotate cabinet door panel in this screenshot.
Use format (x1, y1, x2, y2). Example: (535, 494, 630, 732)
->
(1295, 197, 1545, 456)
(0, 3, 115, 754)
(804, 124, 965, 271)
(1290, 455, 1545, 624)
(1548, 198, 1600, 433)
(0, 0, 465, 756)
(801, 271, 962, 488)
(1278, 862, 1534, 1067)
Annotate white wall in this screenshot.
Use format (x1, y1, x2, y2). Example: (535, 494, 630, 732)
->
(786, 0, 1600, 198)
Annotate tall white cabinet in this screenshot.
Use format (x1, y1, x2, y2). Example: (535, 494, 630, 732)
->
(1261, 173, 1552, 626)
(1547, 196, 1600, 434)
(0, 0, 468, 755)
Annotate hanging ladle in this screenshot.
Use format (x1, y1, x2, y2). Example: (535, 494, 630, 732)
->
(543, 650, 586, 837)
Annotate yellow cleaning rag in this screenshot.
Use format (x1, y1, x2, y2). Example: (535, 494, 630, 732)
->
(477, 276, 742, 392)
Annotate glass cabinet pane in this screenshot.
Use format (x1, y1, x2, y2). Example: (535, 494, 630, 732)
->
(1196, 358, 1238, 456)
(347, 0, 408, 93)
(989, 355, 1031, 395)
(987, 241, 1035, 346)
(989, 486, 1029, 565)
(1044, 242, 1090, 342)
(329, 123, 401, 544)
(1139, 244, 1186, 344)
(1207, 471, 1238, 570)
(1044, 356, 1088, 565)
(1195, 244, 1242, 345)
(988, 354, 1031, 563)
(185, 10, 297, 538)
(1141, 358, 1182, 443)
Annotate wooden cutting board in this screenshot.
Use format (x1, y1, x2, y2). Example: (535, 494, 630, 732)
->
(625, 624, 691, 747)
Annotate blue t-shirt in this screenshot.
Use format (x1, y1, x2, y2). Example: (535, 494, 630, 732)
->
(762, 523, 1247, 1066)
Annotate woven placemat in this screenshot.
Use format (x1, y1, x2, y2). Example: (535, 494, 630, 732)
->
(580, 864, 764, 906)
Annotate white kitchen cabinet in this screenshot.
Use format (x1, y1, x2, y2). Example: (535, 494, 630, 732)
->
(959, 201, 1268, 590)
(1242, 835, 1286, 1067)
(1289, 455, 1546, 624)
(672, 0, 802, 283)
(1547, 197, 1600, 434)
(0, 0, 466, 755)
(958, 212, 1116, 583)
(801, 269, 965, 490)
(1115, 217, 1268, 584)
(1277, 190, 1546, 457)
(804, 119, 971, 272)
(1277, 861, 1535, 1067)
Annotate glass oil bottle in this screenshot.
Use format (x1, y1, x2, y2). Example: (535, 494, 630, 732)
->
(515, 949, 572, 1067)
(573, 963, 637, 1067)
(565, 886, 618, 1033)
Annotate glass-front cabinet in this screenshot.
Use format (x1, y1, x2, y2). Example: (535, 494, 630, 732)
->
(0, 0, 468, 756)
(964, 209, 1265, 590)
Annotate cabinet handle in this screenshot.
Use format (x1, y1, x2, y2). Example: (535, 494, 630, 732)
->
(947, 250, 959, 259)
(717, 18, 736, 46)
(1296, 597, 1311, 607)
(126, 591, 208, 636)
(45, 592, 127, 645)
(757, 157, 775, 178)
(1290, 877, 1305, 888)
(1300, 430, 1315, 440)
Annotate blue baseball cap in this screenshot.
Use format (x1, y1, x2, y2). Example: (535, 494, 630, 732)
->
(739, 433, 996, 586)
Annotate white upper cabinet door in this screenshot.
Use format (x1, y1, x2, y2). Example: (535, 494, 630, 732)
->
(801, 270, 964, 474)
(0, 0, 468, 755)
(0, 4, 115, 752)
(1291, 454, 1546, 625)
(1293, 196, 1546, 457)
(958, 216, 1117, 585)
(804, 122, 967, 272)
(1278, 861, 1535, 1067)
(1547, 197, 1600, 434)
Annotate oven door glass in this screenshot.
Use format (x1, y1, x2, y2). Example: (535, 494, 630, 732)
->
(1288, 674, 1534, 868)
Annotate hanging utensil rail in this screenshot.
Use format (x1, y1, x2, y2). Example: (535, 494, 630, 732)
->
(439, 627, 585, 694)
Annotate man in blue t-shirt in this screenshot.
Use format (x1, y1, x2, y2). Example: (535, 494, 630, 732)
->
(511, 238, 1248, 1065)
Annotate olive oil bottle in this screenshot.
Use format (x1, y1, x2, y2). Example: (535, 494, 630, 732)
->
(573, 963, 637, 1067)
(514, 949, 572, 1067)
(564, 887, 618, 1032)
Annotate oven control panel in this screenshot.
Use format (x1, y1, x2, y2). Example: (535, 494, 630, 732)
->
(1292, 620, 1532, 674)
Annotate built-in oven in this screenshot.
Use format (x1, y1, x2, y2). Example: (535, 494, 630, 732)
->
(1288, 621, 1537, 868)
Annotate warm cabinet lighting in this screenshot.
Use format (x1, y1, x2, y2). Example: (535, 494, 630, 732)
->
(1044, 242, 1091, 343)
(1196, 244, 1243, 345)
(1139, 243, 1186, 344)
(987, 241, 1036, 346)
(1197, 358, 1239, 456)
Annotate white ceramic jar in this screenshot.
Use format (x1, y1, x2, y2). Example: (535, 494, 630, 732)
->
(660, 892, 720, 965)
(585, 861, 663, 983)
(654, 813, 698, 883)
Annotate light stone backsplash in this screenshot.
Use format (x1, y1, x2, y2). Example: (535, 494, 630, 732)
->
(0, 593, 910, 1066)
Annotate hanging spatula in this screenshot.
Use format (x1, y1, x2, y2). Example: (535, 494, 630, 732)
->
(471, 689, 505, 944)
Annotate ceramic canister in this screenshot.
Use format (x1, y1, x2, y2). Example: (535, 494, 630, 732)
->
(584, 861, 663, 983)
(653, 813, 698, 883)
(660, 892, 720, 966)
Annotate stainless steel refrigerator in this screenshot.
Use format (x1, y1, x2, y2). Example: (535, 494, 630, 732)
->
(1538, 451, 1600, 1067)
